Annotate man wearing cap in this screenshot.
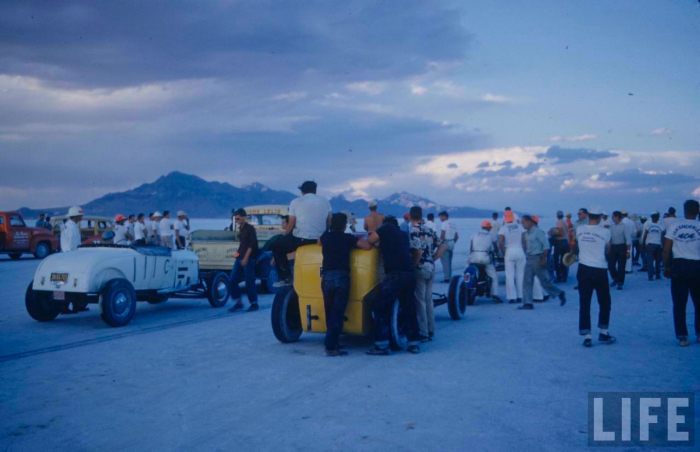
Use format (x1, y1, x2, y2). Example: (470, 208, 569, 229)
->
(272, 181, 331, 287)
(439, 211, 459, 282)
(608, 211, 631, 290)
(409, 206, 445, 341)
(551, 210, 570, 283)
(150, 212, 163, 245)
(113, 214, 132, 245)
(61, 206, 84, 252)
(174, 211, 190, 249)
(663, 199, 700, 347)
(499, 209, 526, 304)
(642, 212, 664, 281)
(574, 207, 615, 347)
(469, 220, 501, 303)
(520, 215, 566, 310)
(228, 208, 260, 312)
(363, 200, 384, 233)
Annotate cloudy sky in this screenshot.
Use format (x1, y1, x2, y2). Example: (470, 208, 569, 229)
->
(1, 0, 699, 214)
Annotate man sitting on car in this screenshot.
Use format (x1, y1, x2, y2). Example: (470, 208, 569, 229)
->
(271, 181, 331, 287)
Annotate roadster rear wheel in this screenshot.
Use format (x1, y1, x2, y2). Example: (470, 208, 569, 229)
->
(25, 281, 60, 322)
(99, 279, 137, 327)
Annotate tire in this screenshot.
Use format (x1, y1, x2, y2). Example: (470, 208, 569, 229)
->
(33, 242, 51, 259)
(271, 286, 302, 343)
(9, 253, 22, 260)
(25, 281, 60, 322)
(146, 295, 169, 304)
(389, 299, 408, 351)
(99, 279, 137, 327)
(467, 288, 477, 306)
(447, 276, 468, 320)
(206, 271, 230, 308)
(264, 267, 281, 294)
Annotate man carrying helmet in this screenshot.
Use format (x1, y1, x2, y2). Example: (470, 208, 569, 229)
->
(468, 220, 502, 303)
(61, 206, 84, 252)
(113, 214, 133, 245)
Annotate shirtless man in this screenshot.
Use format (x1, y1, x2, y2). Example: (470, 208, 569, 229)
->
(363, 200, 385, 233)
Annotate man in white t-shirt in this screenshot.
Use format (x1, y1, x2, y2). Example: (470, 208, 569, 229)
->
(468, 220, 501, 302)
(439, 211, 459, 282)
(642, 211, 664, 281)
(127, 215, 136, 241)
(159, 210, 175, 249)
(663, 199, 700, 347)
(574, 206, 615, 347)
(271, 181, 331, 287)
(174, 211, 190, 249)
(133, 213, 148, 245)
(150, 212, 162, 245)
(663, 207, 678, 233)
(112, 214, 132, 245)
(498, 210, 525, 304)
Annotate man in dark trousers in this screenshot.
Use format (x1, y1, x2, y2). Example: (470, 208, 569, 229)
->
(608, 211, 630, 290)
(366, 216, 421, 355)
(663, 199, 700, 347)
(574, 207, 616, 347)
(229, 209, 260, 312)
(318, 213, 371, 356)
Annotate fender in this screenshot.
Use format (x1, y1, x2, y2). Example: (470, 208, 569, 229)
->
(93, 268, 129, 293)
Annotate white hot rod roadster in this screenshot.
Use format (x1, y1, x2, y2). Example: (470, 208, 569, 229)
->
(26, 242, 231, 327)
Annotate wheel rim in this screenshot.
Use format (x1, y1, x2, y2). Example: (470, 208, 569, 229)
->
(113, 291, 131, 315)
(215, 279, 227, 300)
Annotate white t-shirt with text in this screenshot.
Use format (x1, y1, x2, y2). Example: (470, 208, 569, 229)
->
(643, 221, 664, 246)
(668, 219, 700, 260)
(576, 225, 611, 269)
(498, 222, 524, 250)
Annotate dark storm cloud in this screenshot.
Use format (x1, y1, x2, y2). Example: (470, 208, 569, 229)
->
(537, 146, 617, 164)
(0, 0, 471, 88)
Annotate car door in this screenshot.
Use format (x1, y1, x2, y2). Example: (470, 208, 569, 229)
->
(7, 215, 30, 251)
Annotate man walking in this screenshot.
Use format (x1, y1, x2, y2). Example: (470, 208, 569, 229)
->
(469, 220, 501, 303)
(439, 211, 459, 282)
(409, 206, 445, 341)
(367, 217, 422, 355)
(551, 210, 570, 282)
(663, 200, 700, 347)
(363, 200, 384, 233)
(520, 215, 566, 310)
(608, 211, 630, 290)
(574, 207, 615, 347)
(499, 210, 526, 304)
(642, 211, 664, 281)
(229, 209, 260, 313)
(272, 181, 331, 287)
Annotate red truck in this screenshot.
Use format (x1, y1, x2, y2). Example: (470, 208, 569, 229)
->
(0, 212, 59, 260)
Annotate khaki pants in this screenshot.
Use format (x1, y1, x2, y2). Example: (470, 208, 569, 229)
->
(414, 267, 435, 337)
(161, 235, 175, 249)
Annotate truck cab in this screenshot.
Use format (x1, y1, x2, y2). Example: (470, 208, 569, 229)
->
(0, 212, 59, 260)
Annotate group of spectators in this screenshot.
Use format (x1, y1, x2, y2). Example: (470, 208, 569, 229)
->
(467, 201, 700, 348)
(111, 211, 190, 249)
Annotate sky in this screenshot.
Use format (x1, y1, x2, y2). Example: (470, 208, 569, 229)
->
(1, 0, 699, 214)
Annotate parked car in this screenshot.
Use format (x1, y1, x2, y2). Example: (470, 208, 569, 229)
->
(26, 241, 231, 327)
(189, 205, 288, 293)
(0, 212, 59, 259)
(51, 215, 113, 245)
(271, 244, 463, 350)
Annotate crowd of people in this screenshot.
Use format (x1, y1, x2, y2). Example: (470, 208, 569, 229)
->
(50, 182, 700, 353)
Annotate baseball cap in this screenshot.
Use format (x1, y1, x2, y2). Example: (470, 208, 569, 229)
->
(621, 210, 629, 215)
(368, 200, 378, 208)
(531, 215, 540, 224)
(651, 211, 660, 216)
(587, 206, 603, 216)
(481, 220, 491, 228)
(177, 210, 187, 217)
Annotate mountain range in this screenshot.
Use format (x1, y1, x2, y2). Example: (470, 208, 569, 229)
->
(16, 172, 494, 219)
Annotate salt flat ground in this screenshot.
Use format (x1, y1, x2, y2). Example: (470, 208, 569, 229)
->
(1, 220, 698, 451)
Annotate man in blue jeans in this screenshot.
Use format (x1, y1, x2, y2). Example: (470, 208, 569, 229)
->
(229, 209, 260, 312)
(367, 216, 422, 355)
(318, 213, 371, 356)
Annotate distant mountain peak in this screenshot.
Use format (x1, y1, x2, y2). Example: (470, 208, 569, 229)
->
(243, 182, 270, 192)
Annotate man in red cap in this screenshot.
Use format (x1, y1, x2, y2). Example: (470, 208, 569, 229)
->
(468, 220, 502, 302)
(113, 214, 133, 245)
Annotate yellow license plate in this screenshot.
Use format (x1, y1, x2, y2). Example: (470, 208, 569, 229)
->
(50, 273, 68, 283)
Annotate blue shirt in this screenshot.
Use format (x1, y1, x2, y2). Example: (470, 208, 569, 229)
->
(376, 223, 414, 273)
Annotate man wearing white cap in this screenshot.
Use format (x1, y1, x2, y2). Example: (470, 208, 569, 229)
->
(174, 211, 190, 249)
(363, 200, 384, 233)
(61, 206, 84, 252)
(150, 212, 163, 245)
(574, 206, 615, 347)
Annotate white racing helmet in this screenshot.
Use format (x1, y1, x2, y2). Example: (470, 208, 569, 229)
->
(67, 206, 85, 217)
